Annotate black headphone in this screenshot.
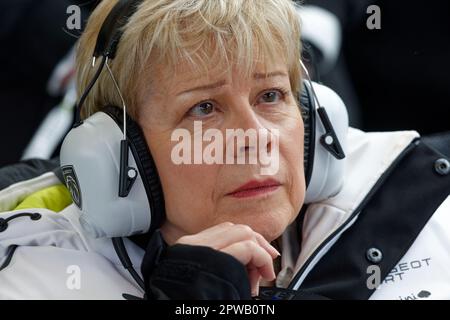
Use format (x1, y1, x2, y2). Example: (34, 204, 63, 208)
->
(60, 0, 347, 292)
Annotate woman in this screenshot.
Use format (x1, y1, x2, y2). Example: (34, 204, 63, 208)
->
(0, 0, 449, 300)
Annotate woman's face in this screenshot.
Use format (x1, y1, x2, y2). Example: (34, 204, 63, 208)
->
(137, 55, 305, 243)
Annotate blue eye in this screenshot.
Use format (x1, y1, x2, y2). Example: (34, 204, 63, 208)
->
(257, 89, 287, 104)
(188, 101, 215, 117)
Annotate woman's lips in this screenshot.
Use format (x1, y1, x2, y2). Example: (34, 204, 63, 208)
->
(227, 179, 282, 199)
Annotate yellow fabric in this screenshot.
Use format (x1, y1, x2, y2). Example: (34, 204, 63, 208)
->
(14, 184, 72, 212)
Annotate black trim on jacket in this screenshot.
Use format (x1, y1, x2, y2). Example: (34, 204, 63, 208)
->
(0, 157, 62, 190)
(296, 137, 450, 299)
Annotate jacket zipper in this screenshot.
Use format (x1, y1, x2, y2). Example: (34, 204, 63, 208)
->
(288, 138, 420, 290)
(0, 245, 19, 271)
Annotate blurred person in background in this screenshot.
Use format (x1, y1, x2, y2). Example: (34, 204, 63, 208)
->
(0, 0, 96, 167)
(302, 0, 450, 134)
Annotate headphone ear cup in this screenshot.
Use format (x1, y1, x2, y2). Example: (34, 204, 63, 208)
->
(299, 82, 316, 188)
(303, 82, 348, 204)
(60, 109, 153, 237)
(60, 106, 165, 238)
(103, 106, 165, 235)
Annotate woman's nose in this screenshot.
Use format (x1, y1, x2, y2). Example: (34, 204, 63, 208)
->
(225, 103, 273, 160)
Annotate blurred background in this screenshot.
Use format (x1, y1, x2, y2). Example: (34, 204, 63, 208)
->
(0, 0, 449, 167)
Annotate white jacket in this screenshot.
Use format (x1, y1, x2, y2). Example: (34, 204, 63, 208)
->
(1, 128, 449, 300)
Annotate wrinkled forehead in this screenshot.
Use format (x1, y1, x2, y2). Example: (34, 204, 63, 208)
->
(142, 41, 291, 96)
(176, 53, 287, 82)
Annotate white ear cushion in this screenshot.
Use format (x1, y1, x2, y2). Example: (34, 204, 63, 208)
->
(304, 83, 349, 204)
(60, 112, 151, 238)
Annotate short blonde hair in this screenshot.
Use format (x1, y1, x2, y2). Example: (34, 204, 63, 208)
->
(76, 0, 302, 120)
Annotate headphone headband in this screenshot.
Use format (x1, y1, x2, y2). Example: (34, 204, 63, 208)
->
(75, 0, 142, 126)
(94, 0, 143, 60)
